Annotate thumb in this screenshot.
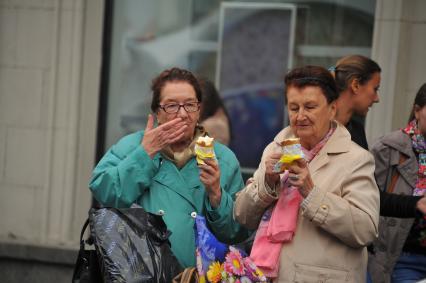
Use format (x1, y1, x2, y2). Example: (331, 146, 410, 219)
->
(145, 114, 155, 131)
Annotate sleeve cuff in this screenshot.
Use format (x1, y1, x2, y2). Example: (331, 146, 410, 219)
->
(257, 176, 280, 206)
(301, 185, 329, 224)
(205, 187, 229, 222)
(301, 186, 319, 210)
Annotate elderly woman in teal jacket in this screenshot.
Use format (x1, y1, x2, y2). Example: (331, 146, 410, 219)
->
(89, 67, 249, 268)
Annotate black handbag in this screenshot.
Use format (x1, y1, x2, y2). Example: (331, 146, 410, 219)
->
(72, 218, 103, 283)
(88, 206, 183, 283)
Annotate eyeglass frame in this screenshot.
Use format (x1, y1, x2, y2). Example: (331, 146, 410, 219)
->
(158, 101, 201, 114)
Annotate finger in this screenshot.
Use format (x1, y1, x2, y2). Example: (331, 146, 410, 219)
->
(268, 152, 283, 160)
(203, 158, 218, 168)
(145, 114, 155, 131)
(168, 131, 186, 143)
(156, 122, 187, 141)
(288, 178, 303, 187)
(199, 163, 216, 175)
(287, 162, 304, 174)
(158, 117, 183, 130)
(199, 170, 210, 179)
(266, 164, 281, 175)
(295, 158, 307, 168)
(199, 173, 211, 186)
(163, 124, 188, 143)
(288, 172, 300, 182)
(170, 123, 188, 136)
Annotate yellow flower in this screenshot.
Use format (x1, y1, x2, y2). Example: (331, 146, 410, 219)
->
(207, 261, 223, 283)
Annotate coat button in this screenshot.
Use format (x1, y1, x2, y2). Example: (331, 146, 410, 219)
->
(158, 210, 165, 216)
(320, 204, 328, 210)
(190, 212, 197, 218)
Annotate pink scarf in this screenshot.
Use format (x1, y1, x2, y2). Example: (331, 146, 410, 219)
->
(250, 126, 335, 278)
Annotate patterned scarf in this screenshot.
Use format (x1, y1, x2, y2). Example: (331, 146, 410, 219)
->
(402, 119, 426, 196)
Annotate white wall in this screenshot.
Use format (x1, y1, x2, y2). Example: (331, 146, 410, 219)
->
(0, 0, 103, 247)
(367, 0, 426, 144)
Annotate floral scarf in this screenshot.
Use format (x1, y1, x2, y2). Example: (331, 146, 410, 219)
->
(402, 119, 426, 196)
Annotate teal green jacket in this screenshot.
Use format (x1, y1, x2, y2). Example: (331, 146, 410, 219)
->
(89, 131, 249, 267)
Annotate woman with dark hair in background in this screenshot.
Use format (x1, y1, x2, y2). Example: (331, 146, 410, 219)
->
(368, 83, 426, 282)
(331, 55, 426, 219)
(199, 78, 231, 145)
(331, 55, 426, 282)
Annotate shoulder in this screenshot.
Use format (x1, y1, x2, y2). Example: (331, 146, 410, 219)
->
(330, 124, 374, 165)
(348, 141, 374, 163)
(371, 130, 408, 154)
(110, 131, 144, 156)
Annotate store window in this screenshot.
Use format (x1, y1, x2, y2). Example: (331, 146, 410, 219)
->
(99, 0, 376, 176)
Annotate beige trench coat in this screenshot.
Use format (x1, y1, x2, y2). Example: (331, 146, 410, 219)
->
(234, 122, 380, 282)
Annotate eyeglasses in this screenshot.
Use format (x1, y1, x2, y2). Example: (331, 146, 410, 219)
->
(159, 101, 200, 114)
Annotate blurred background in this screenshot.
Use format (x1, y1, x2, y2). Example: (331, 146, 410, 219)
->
(0, 0, 425, 282)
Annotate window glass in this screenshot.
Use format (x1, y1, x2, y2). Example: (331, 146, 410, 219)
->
(103, 0, 376, 173)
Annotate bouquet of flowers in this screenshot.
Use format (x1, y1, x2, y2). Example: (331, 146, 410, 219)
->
(194, 216, 268, 283)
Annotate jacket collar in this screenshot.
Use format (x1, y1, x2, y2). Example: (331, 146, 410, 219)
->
(379, 130, 417, 188)
(379, 130, 414, 158)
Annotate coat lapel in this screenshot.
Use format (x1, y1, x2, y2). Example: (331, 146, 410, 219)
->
(382, 132, 417, 190)
(309, 151, 330, 174)
(153, 158, 200, 210)
(397, 159, 417, 189)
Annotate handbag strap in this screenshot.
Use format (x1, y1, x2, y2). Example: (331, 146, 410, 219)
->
(79, 218, 90, 249)
(387, 153, 407, 193)
(180, 267, 198, 283)
(72, 218, 91, 283)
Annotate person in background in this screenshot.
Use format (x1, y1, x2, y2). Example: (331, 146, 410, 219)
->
(368, 84, 426, 283)
(198, 78, 231, 145)
(89, 67, 249, 268)
(234, 65, 379, 282)
(331, 54, 426, 219)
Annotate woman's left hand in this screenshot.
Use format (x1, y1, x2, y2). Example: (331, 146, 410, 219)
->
(287, 159, 315, 198)
(199, 159, 222, 208)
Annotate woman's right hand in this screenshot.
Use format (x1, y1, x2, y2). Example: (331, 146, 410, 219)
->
(141, 114, 188, 158)
(264, 152, 283, 188)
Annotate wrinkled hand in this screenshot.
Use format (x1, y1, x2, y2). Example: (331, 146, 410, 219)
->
(199, 159, 221, 208)
(287, 159, 314, 198)
(264, 152, 283, 188)
(416, 196, 426, 214)
(141, 114, 188, 158)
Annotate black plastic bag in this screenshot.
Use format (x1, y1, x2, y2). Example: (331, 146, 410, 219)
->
(89, 207, 183, 283)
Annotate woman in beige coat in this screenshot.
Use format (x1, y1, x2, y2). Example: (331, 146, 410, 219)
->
(234, 65, 380, 282)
